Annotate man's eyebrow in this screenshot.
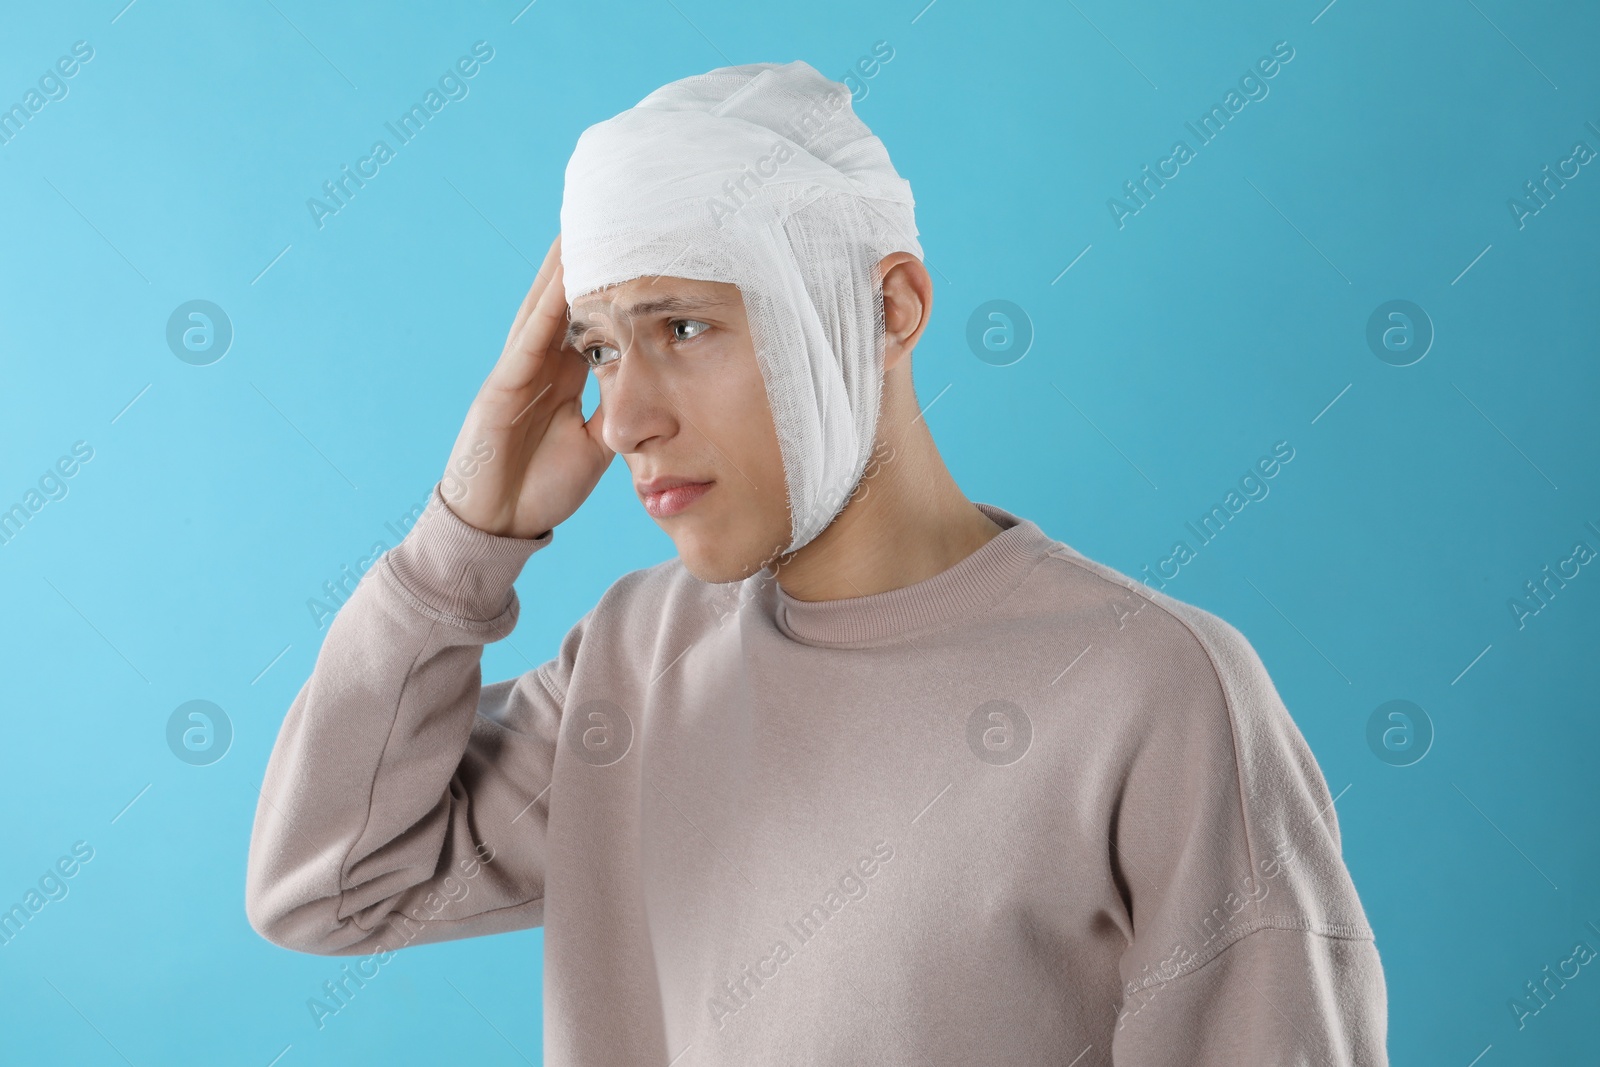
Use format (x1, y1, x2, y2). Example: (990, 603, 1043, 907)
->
(563, 293, 737, 350)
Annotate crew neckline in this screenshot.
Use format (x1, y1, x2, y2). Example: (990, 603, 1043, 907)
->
(768, 502, 1057, 648)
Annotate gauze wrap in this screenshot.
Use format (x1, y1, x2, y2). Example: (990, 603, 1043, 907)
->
(560, 60, 924, 556)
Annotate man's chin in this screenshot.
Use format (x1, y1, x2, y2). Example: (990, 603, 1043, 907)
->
(670, 528, 782, 585)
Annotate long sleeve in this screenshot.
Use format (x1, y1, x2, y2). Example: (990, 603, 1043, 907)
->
(244, 481, 581, 957)
(1106, 603, 1389, 1065)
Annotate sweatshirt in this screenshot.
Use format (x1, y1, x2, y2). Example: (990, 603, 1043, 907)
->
(245, 482, 1388, 1066)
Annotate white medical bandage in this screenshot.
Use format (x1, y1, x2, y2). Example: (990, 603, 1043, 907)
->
(559, 60, 924, 556)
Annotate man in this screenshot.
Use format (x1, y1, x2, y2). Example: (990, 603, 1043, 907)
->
(246, 60, 1387, 1065)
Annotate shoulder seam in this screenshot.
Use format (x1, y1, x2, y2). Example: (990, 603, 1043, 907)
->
(1039, 548, 1260, 886)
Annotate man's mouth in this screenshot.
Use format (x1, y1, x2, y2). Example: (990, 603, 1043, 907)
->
(637, 478, 715, 519)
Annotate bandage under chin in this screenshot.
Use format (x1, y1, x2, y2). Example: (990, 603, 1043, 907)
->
(559, 60, 924, 556)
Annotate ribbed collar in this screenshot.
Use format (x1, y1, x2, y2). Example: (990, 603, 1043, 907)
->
(768, 502, 1056, 648)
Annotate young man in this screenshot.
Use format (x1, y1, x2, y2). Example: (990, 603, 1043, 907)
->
(247, 61, 1387, 1065)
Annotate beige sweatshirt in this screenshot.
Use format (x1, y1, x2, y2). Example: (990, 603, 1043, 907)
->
(246, 482, 1388, 1065)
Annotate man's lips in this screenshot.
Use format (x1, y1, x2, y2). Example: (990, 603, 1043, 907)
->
(638, 480, 714, 519)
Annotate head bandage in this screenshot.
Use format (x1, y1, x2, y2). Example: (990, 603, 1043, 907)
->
(560, 60, 924, 556)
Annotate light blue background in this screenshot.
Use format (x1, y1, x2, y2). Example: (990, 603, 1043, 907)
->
(2, 0, 1597, 1063)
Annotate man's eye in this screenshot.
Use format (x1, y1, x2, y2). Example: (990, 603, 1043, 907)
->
(671, 319, 710, 342)
(582, 344, 620, 369)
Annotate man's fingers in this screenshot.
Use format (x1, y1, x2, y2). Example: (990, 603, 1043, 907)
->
(502, 234, 563, 350)
(482, 265, 577, 416)
(514, 261, 572, 363)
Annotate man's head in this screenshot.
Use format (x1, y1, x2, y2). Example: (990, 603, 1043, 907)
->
(566, 250, 932, 584)
(559, 60, 925, 575)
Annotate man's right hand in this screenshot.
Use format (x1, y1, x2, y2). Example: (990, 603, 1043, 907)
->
(439, 234, 615, 539)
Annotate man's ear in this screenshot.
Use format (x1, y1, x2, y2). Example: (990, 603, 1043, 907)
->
(878, 252, 932, 373)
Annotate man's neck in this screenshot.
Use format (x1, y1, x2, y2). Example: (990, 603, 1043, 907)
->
(771, 422, 1005, 603)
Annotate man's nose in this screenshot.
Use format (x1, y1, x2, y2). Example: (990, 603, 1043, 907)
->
(599, 335, 679, 455)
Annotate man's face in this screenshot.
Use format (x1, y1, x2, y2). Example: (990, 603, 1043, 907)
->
(567, 275, 790, 583)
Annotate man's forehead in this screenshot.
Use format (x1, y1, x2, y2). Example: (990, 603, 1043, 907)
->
(569, 276, 740, 315)
(564, 276, 743, 349)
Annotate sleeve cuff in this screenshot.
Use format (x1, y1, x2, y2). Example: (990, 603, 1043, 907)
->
(380, 481, 553, 625)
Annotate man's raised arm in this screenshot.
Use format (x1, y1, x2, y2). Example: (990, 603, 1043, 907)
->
(246, 232, 616, 956)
